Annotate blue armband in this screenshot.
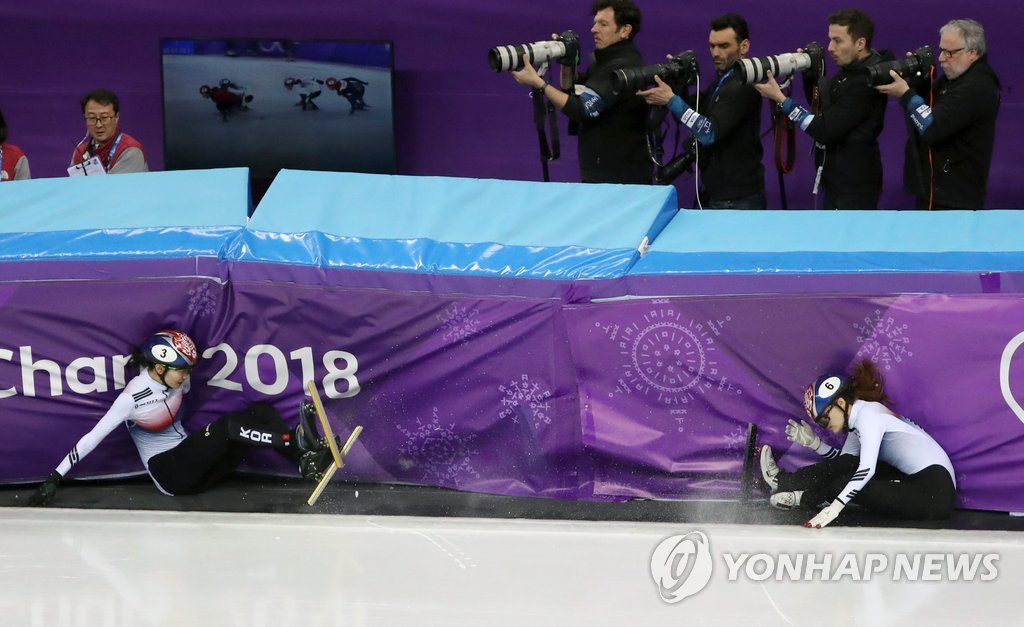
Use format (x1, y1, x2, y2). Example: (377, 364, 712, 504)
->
(904, 94, 933, 134)
(578, 87, 606, 120)
(670, 95, 716, 145)
(780, 97, 815, 131)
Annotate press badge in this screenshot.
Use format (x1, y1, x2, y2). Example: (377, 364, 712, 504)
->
(67, 155, 106, 177)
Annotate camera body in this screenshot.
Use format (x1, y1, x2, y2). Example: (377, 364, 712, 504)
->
(655, 138, 697, 184)
(489, 31, 580, 72)
(734, 42, 824, 84)
(611, 50, 699, 96)
(866, 46, 934, 86)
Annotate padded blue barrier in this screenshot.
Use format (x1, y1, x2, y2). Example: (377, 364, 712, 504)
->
(0, 168, 250, 264)
(235, 170, 678, 282)
(606, 209, 1024, 296)
(636, 210, 1024, 274)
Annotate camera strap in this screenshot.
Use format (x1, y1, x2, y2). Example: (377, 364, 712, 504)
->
(531, 85, 560, 182)
(772, 112, 796, 175)
(926, 67, 936, 210)
(901, 68, 936, 208)
(769, 103, 797, 209)
(646, 106, 670, 163)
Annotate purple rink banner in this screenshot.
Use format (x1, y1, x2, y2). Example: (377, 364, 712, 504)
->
(0, 271, 587, 499)
(563, 294, 1024, 512)
(208, 278, 585, 498)
(0, 276, 227, 481)
(2, 276, 1024, 511)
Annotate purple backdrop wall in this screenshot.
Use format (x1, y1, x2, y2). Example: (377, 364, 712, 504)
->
(0, 1, 1019, 208)
(5, 264, 1024, 511)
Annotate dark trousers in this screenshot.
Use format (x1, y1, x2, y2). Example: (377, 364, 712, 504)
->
(148, 403, 299, 495)
(915, 196, 973, 210)
(702, 191, 767, 210)
(822, 189, 880, 210)
(777, 454, 956, 520)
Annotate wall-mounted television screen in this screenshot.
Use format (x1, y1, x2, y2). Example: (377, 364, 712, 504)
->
(161, 39, 396, 192)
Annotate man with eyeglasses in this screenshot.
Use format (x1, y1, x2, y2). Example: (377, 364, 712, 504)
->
(70, 88, 149, 175)
(876, 19, 1001, 209)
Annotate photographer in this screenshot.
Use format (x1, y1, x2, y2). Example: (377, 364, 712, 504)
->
(511, 0, 651, 184)
(876, 20, 1001, 209)
(754, 9, 889, 209)
(638, 13, 765, 208)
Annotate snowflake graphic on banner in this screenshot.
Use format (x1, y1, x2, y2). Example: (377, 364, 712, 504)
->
(436, 302, 481, 343)
(671, 409, 688, 433)
(498, 374, 553, 430)
(396, 407, 481, 486)
(187, 283, 218, 317)
(854, 309, 913, 370)
(955, 471, 970, 506)
(721, 426, 748, 457)
(595, 304, 739, 409)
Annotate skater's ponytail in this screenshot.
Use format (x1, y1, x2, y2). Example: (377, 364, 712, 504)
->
(127, 345, 155, 373)
(848, 358, 890, 405)
(806, 358, 892, 423)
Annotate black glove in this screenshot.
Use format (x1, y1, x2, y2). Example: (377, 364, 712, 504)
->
(27, 471, 62, 507)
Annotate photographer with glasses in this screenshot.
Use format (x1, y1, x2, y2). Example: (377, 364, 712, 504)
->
(758, 359, 956, 529)
(876, 19, 1001, 209)
(70, 88, 148, 175)
(510, 0, 651, 184)
(637, 13, 765, 209)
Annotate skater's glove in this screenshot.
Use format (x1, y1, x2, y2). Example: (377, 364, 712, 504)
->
(804, 499, 845, 529)
(27, 471, 62, 507)
(785, 418, 820, 450)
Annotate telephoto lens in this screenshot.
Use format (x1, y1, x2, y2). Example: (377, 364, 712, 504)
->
(866, 46, 934, 86)
(734, 42, 822, 84)
(488, 31, 579, 72)
(611, 51, 698, 95)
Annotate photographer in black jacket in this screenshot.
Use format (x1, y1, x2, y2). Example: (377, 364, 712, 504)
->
(638, 13, 765, 208)
(754, 9, 889, 209)
(876, 19, 1001, 209)
(512, 0, 651, 184)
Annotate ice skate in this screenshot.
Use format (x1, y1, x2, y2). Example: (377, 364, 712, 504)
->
(759, 445, 780, 492)
(770, 490, 804, 510)
(294, 400, 323, 452)
(302, 380, 364, 505)
(298, 437, 340, 483)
